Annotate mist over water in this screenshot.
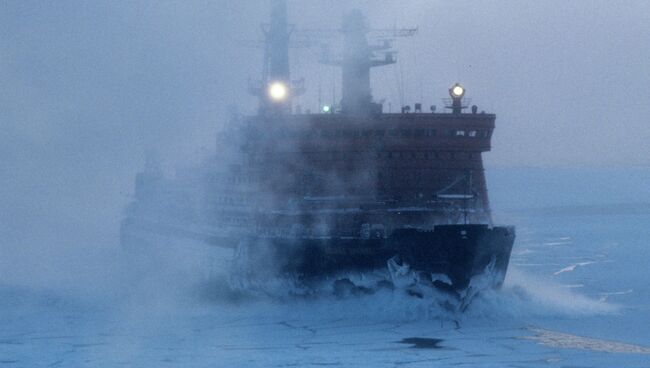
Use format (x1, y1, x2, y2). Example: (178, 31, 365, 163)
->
(2, 197, 649, 366)
(2, 1, 650, 366)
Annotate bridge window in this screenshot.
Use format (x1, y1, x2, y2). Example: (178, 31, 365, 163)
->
(455, 130, 466, 137)
(400, 129, 413, 137)
(468, 130, 478, 137)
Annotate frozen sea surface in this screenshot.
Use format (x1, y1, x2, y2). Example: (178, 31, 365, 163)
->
(2, 169, 650, 367)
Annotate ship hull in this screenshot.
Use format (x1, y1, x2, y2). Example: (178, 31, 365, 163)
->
(236, 224, 515, 292)
(122, 217, 514, 293)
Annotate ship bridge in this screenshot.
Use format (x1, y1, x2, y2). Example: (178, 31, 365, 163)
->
(231, 5, 498, 234)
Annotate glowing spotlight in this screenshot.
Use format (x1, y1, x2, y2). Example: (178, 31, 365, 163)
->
(322, 105, 331, 113)
(268, 81, 288, 101)
(449, 83, 465, 99)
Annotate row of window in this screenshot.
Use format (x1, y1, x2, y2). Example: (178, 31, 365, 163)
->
(213, 195, 253, 205)
(252, 128, 490, 140)
(454, 130, 487, 137)
(379, 151, 477, 160)
(247, 150, 478, 162)
(216, 216, 249, 226)
(319, 128, 440, 138)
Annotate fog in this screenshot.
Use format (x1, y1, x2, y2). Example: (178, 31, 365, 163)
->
(1, 2, 650, 365)
(2, 1, 649, 246)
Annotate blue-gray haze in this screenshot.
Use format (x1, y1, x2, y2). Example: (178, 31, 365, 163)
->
(1, 0, 649, 331)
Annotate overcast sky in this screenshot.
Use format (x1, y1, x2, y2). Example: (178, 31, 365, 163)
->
(1, 1, 649, 252)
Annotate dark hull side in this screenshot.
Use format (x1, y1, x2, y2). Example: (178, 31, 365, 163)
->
(240, 224, 515, 291)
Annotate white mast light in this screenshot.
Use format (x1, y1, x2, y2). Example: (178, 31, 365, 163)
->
(268, 81, 289, 101)
(450, 83, 465, 98)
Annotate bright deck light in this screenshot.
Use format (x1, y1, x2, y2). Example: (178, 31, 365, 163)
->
(450, 83, 465, 98)
(268, 81, 288, 101)
(322, 105, 331, 113)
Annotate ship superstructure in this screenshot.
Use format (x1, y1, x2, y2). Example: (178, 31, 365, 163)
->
(121, 1, 514, 300)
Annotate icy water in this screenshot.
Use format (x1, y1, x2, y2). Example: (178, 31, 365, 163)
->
(2, 169, 650, 367)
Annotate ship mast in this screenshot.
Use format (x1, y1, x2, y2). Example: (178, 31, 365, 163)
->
(320, 10, 415, 116)
(340, 10, 394, 116)
(264, 0, 290, 90)
(250, 0, 304, 115)
(261, 0, 291, 115)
